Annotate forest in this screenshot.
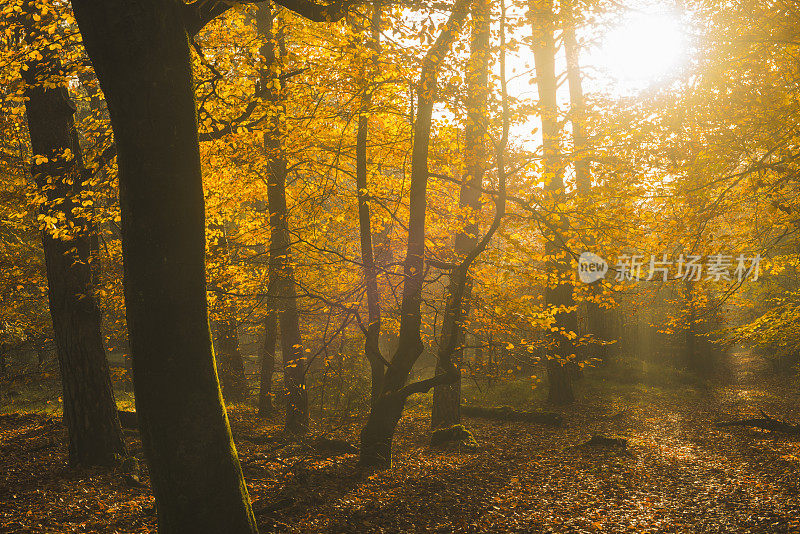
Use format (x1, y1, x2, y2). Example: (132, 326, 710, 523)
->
(1, 0, 799, 532)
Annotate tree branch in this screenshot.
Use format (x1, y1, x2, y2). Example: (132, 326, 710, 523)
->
(182, 0, 359, 37)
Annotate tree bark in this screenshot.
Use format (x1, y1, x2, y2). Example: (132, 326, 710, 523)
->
(359, 0, 476, 466)
(0, 343, 7, 376)
(21, 3, 126, 467)
(257, 4, 309, 435)
(210, 223, 249, 404)
(354, 1, 385, 407)
(214, 313, 249, 403)
(35, 337, 47, 371)
(531, 0, 575, 404)
(563, 0, 607, 366)
(432, 0, 490, 429)
(259, 294, 277, 416)
(68, 1, 257, 532)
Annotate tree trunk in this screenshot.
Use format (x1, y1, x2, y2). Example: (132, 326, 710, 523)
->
(354, 1, 385, 408)
(75, 71, 106, 288)
(257, 4, 309, 435)
(0, 343, 7, 376)
(359, 390, 406, 467)
(210, 223, 249, 404)
(359, 1, 472, 467)
(432, 0, 490, 429)
(682, 279, 708, 374)
(215, 314, 249, 403)
(259, 292, 277, 417)
(563, 2, 590, 199)
(22, 3, 126, 467)
(430, 286, 465, 428)
(35, 338, 46, 371)
(68, 1, 257, 532)
(546, 358, 574, 404)
(563, 0, 607, 366)
(531, 0, 575, 405)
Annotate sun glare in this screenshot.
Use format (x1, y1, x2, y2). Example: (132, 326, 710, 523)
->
(597, 11, 686, 91)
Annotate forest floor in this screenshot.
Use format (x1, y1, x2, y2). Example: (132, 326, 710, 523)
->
(1, 352, 799, 533)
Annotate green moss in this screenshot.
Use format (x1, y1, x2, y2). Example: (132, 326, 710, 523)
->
(430, 424, 480, 450)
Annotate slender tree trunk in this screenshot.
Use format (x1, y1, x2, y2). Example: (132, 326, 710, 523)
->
(357, 113, 385, 406)
(215, 314, 248, 403)
(359, 0, 474, 466)
(432, 0, 490, 428)
(75, 72, 106, 288)
(683, 279, 704, 373)
(563, 0, 606, 366)
(318, 345, 328, 412)
(359, 52, 440, 465)
(257, 4, 309, 435)
(259, 286, 277, 417)
(21, 3, 126, 467)
(563, 2, 589, 198)
(35, 338, 46, 371)
(354, 1, 385, 407)
(531, 0, 575, 404)
(0, 343, 7, 376)
(69, 1, 257, 532)
(211, 225, 249, 404)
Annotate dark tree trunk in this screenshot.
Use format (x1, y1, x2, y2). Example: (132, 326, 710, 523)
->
(68, 1, 257, 532)
(21, 3, 126, 467)
(531, 0, 575, 405)
(359, 391, 406, 466)
(357, 109, 385, 406)
(354, 1, 385, 407)
(682, 280, 709, 374)
(430, 286, 464, 428)
(360, 1, 472, 467)
(210, 223, 249, 404)
(0, 343, 7, 376)
(546, 358, 574, 405)
(432, 0, 490, 429)
(75, 72, 105, 288)
(215, 314, 249, 403)
(257, 4, 308, 435)
(358, 55, 435, 465)
(259, 293, 277, 417)
(35, 338, 46, 371)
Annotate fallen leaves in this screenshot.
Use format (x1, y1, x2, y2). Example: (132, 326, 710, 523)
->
(1, 363, 799, 533)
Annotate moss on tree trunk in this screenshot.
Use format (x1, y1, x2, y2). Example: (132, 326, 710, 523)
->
(68, 0, 257, 531)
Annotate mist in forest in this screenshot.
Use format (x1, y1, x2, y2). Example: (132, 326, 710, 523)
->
(1, 0, 799, 532)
